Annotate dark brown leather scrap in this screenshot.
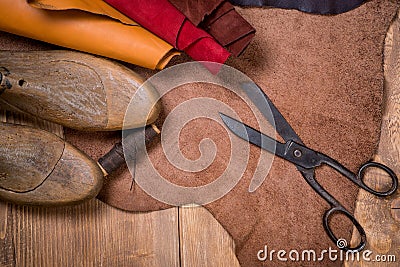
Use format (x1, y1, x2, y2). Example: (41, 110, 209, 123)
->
(230, 0, 365, 14)
(168, 0, 255, 56)
(168, 0, 223, 25)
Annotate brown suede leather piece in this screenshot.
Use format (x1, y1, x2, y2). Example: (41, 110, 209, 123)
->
(1, 0, 398, 265)
(93, 1, 396, 265)
(168, 0, 256, 56)
(168, 0, 223, 25)
(204, 2, 256, 56)
(94, 1, 396, 265)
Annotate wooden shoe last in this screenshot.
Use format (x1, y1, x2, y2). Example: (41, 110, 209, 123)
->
(0, 50, 161, 131)
(0, 123, 103, 205)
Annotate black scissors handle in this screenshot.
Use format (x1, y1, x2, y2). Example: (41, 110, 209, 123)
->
(301, 168, 367, 251)
(323, 205, 366, 252)
(319, 157, 397, 251)
(320, 156, 399, 197)
(302, 156, 398, 251)
(280, 141, 398, 197)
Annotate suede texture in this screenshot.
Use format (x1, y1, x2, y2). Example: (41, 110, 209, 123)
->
(0, 0, 398, 265)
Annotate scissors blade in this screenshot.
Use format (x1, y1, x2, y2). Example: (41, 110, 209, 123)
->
(220, 113, 287, 158)
(241, 82, 304, 145)
(220, 113, 319, 175)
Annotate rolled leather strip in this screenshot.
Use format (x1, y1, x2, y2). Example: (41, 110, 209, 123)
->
(104, 0, 231, 65)
(168, 0, 255, 56)
(229, 0, 366, 14)
(0, 0, 178, 70)
(203, 2, 256, 56)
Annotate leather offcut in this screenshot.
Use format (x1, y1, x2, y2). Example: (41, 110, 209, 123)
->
(0, 0, 179, 70)
(229, 0, 366, 14)
(104, 0, 231, 66)
(168, 0, 256, 56)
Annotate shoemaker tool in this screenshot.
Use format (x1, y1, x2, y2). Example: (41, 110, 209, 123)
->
(219, 82, 398, 252)
(0, 119, 159, 206)
(0, 50, 160, 131)
(0, 50, 160, 205)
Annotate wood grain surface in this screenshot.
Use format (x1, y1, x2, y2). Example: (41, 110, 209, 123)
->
(179, 205, 240, 267)
(0, 111, 103, 206)
(0, 50, 161, 131)
(0, 110, 239, 266)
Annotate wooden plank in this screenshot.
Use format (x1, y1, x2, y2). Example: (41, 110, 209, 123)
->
(345, 12, 400, 267)
(10, 201, 180, 267)
(0, 202, 13, 267)
(0, 114, 6, 242)
(179, 205, 240, 267)
(0, 110, 14, 267)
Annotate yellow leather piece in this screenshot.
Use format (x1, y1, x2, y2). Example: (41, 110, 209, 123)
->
(0, 0, 179, 69)
(28, 0, 135, 25)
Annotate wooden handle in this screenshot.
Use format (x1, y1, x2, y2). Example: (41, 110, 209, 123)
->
(97, 124, 160, 176)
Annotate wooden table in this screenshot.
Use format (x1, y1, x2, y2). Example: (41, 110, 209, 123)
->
(0, 110, 240, 266)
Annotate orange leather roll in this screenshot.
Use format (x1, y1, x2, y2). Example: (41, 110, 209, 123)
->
(0, 0, 179, 69)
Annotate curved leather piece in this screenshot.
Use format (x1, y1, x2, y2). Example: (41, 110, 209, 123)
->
(28, 0, 136, 24)
(104, 0, 231, 66)
(229, 0, 366, 15)
(168, 0, 256, 56)
(0, 0, 179, 70)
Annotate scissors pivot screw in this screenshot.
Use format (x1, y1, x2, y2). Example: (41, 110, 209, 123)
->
(293, 149, 302, 158)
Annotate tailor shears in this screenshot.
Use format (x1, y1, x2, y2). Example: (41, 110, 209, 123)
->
(219, 82, 398, 252)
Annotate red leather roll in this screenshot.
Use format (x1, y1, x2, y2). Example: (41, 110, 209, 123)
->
(104, 0, 231, 66)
